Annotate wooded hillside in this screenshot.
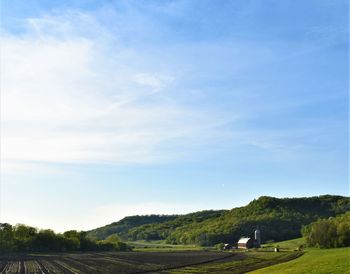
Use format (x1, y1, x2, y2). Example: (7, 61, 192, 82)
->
(88, 195, 350, 246)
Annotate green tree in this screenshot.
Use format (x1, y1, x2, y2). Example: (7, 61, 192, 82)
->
(0, 223, 16, 253)
(302, 212, 350, 248)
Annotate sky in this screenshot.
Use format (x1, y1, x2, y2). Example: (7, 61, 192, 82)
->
(0, 0, 348, 232)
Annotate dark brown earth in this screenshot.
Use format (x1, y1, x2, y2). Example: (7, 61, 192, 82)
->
(0, 251, 237, 274)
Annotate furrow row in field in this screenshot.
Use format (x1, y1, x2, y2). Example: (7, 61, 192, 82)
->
(50, 260, 79, 274)
(59, 257, 100, 273)
(0, 262, 11, 274)
(36, 260, 50, 274)
(132, 253, 237, 274)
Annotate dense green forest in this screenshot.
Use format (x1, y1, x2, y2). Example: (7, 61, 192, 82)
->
(302, 211, 350, 248)
(88, 195, 350, 246)
(0, 224, 131, 253)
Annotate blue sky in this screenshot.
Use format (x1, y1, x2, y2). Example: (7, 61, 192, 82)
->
(1, 0, 348, 232)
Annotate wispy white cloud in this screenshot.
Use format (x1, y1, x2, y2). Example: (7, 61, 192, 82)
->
(1, 13, 230, 170)
(2, 6, 337, 174)
(133, 73, 174, 91)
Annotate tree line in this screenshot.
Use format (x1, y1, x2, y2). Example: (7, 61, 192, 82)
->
(0, 223, 131, 253)
(302, 211, 350, 248)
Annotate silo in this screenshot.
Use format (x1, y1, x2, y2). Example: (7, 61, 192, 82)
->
(254, 228, 261, 246)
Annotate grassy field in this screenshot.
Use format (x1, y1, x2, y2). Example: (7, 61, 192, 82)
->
(262, 237, 305, 250)
(249, 247, 350, 274)
(127, 241, 203, 252)
(250, 239, 350, 274)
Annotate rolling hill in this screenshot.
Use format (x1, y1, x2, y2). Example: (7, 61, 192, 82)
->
(87, 195, 350, 246)
(87, 214, 179, 240)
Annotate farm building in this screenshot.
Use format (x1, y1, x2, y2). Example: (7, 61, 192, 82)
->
(237, 237, 258, 249)
(237, 228, 261, 249)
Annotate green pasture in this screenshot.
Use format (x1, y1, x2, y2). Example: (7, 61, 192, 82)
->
(250, 246, 350, 274)
(128, 241, 203, 252)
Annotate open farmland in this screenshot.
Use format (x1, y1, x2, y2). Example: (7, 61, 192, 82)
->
(0, 251, 236, 274)
(0, 249, 304, 274)
(170, 250, 303, 274)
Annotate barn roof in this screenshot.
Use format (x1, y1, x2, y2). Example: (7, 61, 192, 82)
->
(238, 237, 251, 244)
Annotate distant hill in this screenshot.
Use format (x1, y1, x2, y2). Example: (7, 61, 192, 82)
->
(87, 195, 350, 246)
(87, 215, 179, 240)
